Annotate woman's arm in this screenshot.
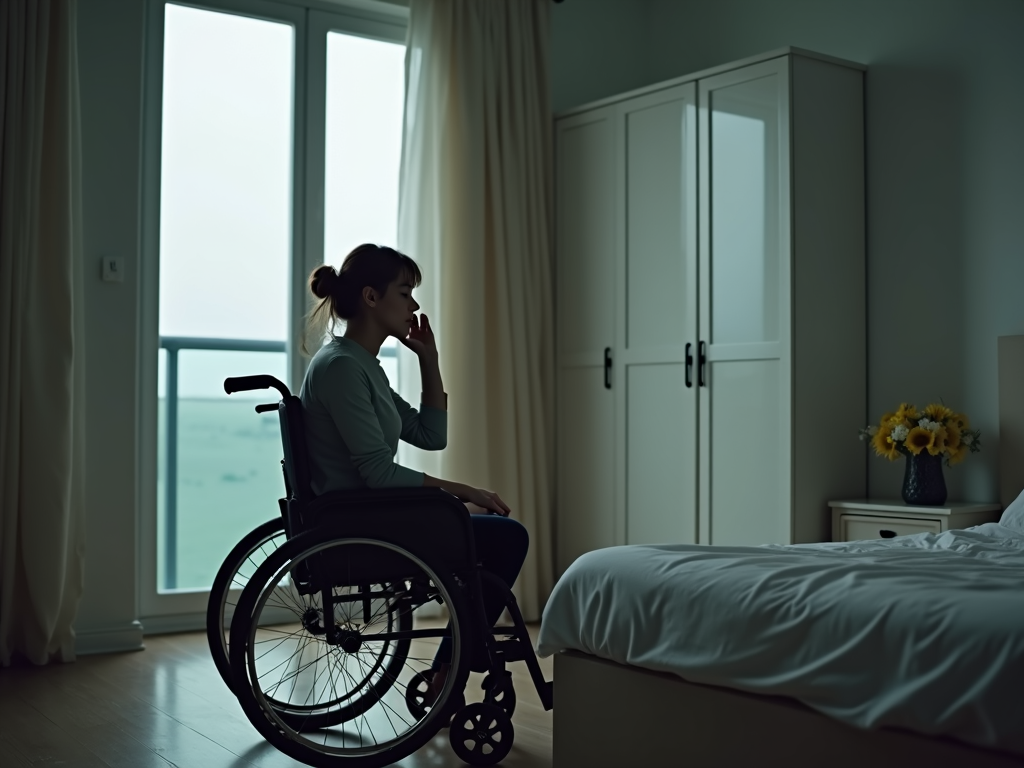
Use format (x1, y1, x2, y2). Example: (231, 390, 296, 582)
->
(393, 391, 446, 450)
(402, 313, 511, 516)
(393, 313, 447, 449)
(403, 314, 446, 411)
(418, 349, 446, 412)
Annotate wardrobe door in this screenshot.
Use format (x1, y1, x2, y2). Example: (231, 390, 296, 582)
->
(616, 84, 698, 546)
(555, 108, 618, 574)
(698, 58, 793, 546)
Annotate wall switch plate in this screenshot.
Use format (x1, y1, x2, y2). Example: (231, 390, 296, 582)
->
(102, 256, 124, 283)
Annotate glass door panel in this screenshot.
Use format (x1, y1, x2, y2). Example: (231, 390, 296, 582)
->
(323, 32, 405, 367)
(157, 4, 293, 593)
(323, 33, 403, 372)
(698, 59, 790, 547)
(323, 32, 405, 264)
(709, 74, 780, 346)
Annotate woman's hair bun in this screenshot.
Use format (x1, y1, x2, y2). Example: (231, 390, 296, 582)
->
(310, 264, 340, 300)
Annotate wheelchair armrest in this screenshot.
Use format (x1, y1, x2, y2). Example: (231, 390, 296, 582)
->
(299, 486, 478, 573)
(306, 486, 466, 518)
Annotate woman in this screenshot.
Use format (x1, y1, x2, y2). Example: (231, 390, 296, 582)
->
(299, 243, 529, 703)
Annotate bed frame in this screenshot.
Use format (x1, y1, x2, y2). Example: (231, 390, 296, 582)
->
(551, 335, 1024, 768)
(554, 652, 1023, 768)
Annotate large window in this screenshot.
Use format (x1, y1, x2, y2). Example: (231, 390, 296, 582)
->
(142, 0, 408, 622)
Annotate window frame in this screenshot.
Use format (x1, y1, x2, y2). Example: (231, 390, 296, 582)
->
(138, 0, 407, 630)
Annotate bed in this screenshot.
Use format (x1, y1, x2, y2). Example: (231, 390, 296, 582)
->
(538, 335, 1024, 768)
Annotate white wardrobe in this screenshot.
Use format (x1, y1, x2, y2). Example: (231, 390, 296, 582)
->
(555, 48, 867, 575)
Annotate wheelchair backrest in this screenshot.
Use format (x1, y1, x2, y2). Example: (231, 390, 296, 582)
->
(271, 394, 479, 592)
(277, 395, 314, 531)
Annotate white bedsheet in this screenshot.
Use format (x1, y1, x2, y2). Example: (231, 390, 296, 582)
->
(537, 524, 1024, 756)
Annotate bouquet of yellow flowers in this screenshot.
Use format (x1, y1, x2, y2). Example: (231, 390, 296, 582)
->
(859, 403, 982, 466)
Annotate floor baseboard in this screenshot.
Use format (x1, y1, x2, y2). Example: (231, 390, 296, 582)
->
(139, 612, 207, 636)
(75, 620, 145, 656)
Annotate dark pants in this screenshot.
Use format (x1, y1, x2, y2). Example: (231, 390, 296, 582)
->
(431, 514, 530, 672)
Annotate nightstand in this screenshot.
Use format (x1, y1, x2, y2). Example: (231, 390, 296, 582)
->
(828, 499, 1002, 542)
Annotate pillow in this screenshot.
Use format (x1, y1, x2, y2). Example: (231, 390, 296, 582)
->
(999, 487, 1024, 533)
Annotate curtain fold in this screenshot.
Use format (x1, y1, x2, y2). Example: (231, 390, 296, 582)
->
(397, 0, 555, 620)
(0, 0, 86, 666)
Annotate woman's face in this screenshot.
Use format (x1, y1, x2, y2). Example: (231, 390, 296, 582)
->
(369, 275, 420, 338)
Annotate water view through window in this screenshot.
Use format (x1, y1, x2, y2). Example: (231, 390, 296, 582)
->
(157, 5, 405, 591)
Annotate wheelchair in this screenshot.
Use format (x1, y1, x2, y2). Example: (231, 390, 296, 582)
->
(206, 374, 553, 768)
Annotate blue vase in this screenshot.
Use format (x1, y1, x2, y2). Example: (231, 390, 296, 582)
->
(902, 451, 947, 506)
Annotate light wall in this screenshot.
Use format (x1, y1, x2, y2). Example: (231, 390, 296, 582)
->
(551, 0, 1024, 502)
(76, 0, 146, 653)
(550, 0, 653, 113)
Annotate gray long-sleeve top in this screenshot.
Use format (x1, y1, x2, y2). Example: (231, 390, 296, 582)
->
(299, 336, 447, 496)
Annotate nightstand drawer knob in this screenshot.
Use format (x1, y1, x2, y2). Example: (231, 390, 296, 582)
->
(879, 529, 897, 539)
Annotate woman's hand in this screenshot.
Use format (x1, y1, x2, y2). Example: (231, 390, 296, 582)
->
(461, 487, 511, 517)
(422, 475, 510, 516)
(401, 312, 438, 360)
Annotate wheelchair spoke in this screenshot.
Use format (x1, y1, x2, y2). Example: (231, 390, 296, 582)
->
(361, 593, 394, 628)
(259, 643, 332, 691)
(299, 648, 332, 710)
(338, 658, 378, 746)
(253, 626, 306, 661)
(251, 624, 313, 649)
(326, 651, 347, 749)
(285, 632, 314, 707)
(252, 625, 308, 641)
(352, 652, 404, 739)
(335, 651, 360, 745)
(328, 647, 350, 707)
(360, 671, 416, 744)
(266, 584, 309, 615)
(262, 654, 325, 700)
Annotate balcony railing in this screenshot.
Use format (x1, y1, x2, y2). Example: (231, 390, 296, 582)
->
(159, 335, 395, 589)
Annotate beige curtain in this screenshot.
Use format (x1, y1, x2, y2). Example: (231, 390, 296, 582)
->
(0, 0, 86, 665)
(397, 0, 555, 620)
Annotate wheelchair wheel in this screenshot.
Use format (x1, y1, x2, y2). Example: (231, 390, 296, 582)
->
(206, 518, 286, 691)
(229, 529, 472, 768)
(449, 702, 514, 766)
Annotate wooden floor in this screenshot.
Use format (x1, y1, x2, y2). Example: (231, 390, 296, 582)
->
(0, 626, 553, 768)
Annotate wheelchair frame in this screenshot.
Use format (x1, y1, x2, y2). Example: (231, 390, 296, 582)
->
(212, 373, 552, 767)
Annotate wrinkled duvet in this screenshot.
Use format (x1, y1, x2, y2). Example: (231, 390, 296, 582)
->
(537, 524, 1024, 756)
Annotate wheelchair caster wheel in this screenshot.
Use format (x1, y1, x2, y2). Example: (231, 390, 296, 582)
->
(482, 671, 516, 718)
(406, 671, 465, 728)
(405, 671, 432, 720)
(449, 702, 513, 766)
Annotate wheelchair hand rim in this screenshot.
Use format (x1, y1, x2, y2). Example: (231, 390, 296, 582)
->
(232, 534, 468, 760)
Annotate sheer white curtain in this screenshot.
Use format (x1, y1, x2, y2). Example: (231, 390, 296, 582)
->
(0, 0, 86, 665)
(397, 0, 555, 619)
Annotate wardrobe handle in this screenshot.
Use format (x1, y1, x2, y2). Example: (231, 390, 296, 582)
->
(685, 343, 694, 388)
(879, 529, 897, 539)
(698, 341, 707, 387)
(604, 347, 612, 389)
